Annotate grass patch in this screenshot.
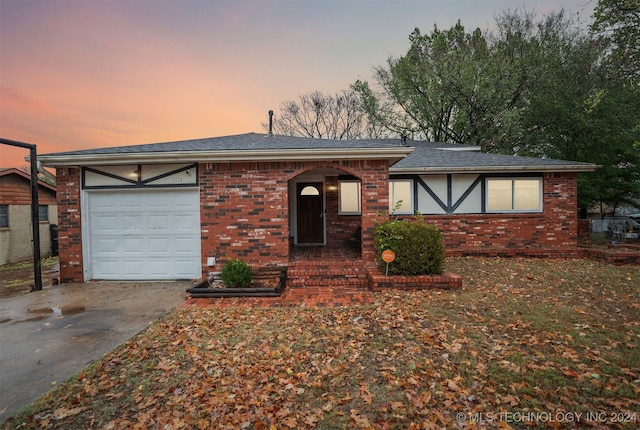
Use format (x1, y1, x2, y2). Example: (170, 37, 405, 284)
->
(0, 256, 58, 272)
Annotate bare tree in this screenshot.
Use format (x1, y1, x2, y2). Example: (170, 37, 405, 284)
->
(265, 89, 385, 139)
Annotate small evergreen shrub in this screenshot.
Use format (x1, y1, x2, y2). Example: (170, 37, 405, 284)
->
(221, 259, 253, 288)
(375, 215, 445, 275)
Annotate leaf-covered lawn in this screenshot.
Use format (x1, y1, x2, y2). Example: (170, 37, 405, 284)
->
(3, 258, 639, 429)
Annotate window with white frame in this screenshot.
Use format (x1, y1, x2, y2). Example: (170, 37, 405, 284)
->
(390, 179, 414, 214)
(339, 180, 361, 215)
(0, 205, 8, 227)
(486, 178, 542, 212)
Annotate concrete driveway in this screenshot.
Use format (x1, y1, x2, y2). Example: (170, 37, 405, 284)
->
(0, 280, 189, 420)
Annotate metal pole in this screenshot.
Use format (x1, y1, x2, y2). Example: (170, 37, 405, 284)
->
(0, 138, 43, 291)
(29, 147, 43, 291)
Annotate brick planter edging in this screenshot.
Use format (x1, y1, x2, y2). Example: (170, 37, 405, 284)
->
(186, 267, 287, 298)
(447, 247, 640, 265)
(580, 247, 640, 265)
(367, 268, 462, 291)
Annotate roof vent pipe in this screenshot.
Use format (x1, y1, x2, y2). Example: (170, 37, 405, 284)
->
(401, 135, 407, 145)
(268, 110, 274, 137)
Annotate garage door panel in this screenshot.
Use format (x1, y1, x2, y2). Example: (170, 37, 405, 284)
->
(174, 214, 199, 231)
(174, 260, 199, 277)
(146, 201, 172, 210)
(122, 237, 144, 253)
(122, 260, 147, 277)
(87, 190, 201, 280)
(175, 237, 197, 253)
(92, 214, 118, 233)
(92, 197, 118, 212)
(149, 260, 172, 276)
(171, 191, 199, 207)
(149, 238, 170, 254)
(94, 238, 118, 254)
(148, 214, 170, 231)
(122, 215, 143, 232)
(93, 260, 120, 277)
(121, 193, 144, 209)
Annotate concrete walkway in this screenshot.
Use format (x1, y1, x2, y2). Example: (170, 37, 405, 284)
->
(0, 280, 189, 420)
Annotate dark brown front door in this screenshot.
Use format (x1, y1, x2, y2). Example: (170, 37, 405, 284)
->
(297, 182, 324, 244)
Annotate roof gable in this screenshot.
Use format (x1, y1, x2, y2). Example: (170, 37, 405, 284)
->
(0, 168, 57, 193)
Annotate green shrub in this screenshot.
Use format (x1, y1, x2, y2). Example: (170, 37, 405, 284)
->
(375, 215, 445, 275)
(221, 259, 253, 288)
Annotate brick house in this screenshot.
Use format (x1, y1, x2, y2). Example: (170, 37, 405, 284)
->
(0, 168, 58, 265)
(37, 133, 597, 283)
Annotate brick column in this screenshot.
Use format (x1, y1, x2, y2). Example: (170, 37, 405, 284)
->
(56, 167, 83, 282)
(358, 160, 389, 267)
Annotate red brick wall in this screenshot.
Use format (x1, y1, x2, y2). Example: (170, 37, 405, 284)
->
(401, 172, 579, 252)
(200, 160, 389, 276)
(55, 168, 83, 282)
(325, 176, 361, 249)
(200, 162, 290, 274)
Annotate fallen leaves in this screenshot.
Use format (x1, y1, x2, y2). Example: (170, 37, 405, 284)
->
(2, 257, 639, 429)
(52, 406, 86, 420)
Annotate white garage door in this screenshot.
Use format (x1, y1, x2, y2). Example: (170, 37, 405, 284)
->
(85, 189, 201, 280)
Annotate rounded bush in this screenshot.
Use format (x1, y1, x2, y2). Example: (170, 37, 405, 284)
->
(221, 259, 253, 288)
(375, 216, 445, 275)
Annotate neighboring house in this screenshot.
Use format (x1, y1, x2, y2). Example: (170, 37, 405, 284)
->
(37, 133, 598, 283)
(0, 168, 58, 265)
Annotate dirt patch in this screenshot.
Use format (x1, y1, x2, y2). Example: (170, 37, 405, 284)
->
(0, 257, 59, 298)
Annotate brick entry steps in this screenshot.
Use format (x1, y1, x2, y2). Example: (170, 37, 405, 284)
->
(284, 260, 374, 306)
(286, 261, 370, 288)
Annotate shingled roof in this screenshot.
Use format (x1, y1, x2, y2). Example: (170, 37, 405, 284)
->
(38, 133, 413, 166)
(391, 141, 598, 173)
(41, 133, 409, 155)
(37, 132, 598, 172)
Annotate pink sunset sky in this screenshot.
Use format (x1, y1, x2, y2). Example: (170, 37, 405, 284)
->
(0, 0, 595, 169)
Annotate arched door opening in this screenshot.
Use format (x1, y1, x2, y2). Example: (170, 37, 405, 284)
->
(288, 164, 375, 263)
(296, 183, 324, 244)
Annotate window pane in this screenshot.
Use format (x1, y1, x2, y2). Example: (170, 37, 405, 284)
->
(390, 180, 413, 213)
(300, 185, 320, 196)
(38, 205, 48, 221)
(487, 179, 512, 211)
(0, 205, 8, 227)
(339, 181, 361, 214)
(514, 179, 541, 210)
